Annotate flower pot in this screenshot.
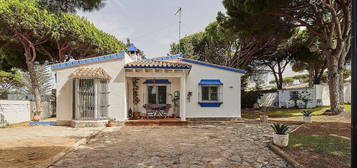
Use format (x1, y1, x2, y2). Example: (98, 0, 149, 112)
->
(172, 114, 177, 118)
(106, 121, 114, 127)
(273, 133, 289, 147)
(133, 112, 141, 119)
(32, 114, 41, 121)
(303, 116, 312, 123)
(260, 115, 268, 122)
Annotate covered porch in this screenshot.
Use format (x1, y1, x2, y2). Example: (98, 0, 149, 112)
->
(124, 60, 191, 121)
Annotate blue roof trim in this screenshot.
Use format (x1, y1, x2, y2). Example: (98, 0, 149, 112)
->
(127, 44, 138, 52)
(51, 51, 125, 70)
(180, 58, 246, 74)
(124, 65, 190, 69)
(199, 79, 223, 85)
(143, 79, 171, 84)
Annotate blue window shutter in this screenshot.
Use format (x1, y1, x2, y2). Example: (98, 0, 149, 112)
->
(143, 79, 171, 84)
(199, 79, 223, 85)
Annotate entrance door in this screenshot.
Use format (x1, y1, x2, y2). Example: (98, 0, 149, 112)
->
(77, 79, 95, 120)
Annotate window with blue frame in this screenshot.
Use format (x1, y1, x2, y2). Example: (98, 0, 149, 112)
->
(198, 79, 223, 107)
(201, 86, 218, 101)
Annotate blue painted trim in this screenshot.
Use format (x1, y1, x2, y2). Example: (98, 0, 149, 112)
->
(198, 102, 223, 107)
(143, 79, 171, 84)
(180, 59, 246, 74)
(127, 43, 138, 52)
(29, 121, 56, 126)
(50, 51, 125, 70)
(147, 53, 184, 62)
(124, 65, 191, 69)
(199, 79, 223, 85)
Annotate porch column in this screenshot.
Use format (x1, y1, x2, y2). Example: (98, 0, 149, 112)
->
(180, 75, 186, 120)
(123, 77, 129, 120)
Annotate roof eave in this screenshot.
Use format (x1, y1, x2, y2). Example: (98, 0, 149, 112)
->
(180, 58, 246, 74)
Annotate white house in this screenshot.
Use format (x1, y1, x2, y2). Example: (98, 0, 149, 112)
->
(51, 44, 245, 126)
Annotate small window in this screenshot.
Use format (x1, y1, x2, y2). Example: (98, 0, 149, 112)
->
(148, 86, 167, 104)
(200, 85, 221, 102)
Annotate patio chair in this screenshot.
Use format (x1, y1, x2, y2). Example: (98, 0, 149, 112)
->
(143, 104, 156, 119)
(161, 104, 172, 118)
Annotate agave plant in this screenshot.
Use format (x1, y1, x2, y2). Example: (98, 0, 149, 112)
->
(271, 123, 289, 135)
(302, 110, 312, 117)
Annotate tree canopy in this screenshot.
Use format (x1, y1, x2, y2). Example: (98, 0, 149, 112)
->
(36, 0, 105, 13)
(221, 0, 351, 113)
(0, 0, 124, 112)
(0, 0, 125, 68)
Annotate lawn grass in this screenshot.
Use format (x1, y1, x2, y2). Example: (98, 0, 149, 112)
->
(288, 133, 351, 156)
(242, 104, 351, 118)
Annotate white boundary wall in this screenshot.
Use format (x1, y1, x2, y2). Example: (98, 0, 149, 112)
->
(0, 100, 31, 126)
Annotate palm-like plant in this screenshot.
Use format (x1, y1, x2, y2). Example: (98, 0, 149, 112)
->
(302, 110, 312, 117)
(271, 123, 289, 135)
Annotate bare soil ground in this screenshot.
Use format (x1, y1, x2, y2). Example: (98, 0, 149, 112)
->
(286, 148, 350, 168)
(293, 122, 351, 138)
(0, 125, 104, 168)
(0, 146, 66, 168)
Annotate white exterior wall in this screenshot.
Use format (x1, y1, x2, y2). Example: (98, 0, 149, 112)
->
(344, 83, 351, 104)
(185, 64, 242, 118)
(54, 58, 127, 122)
(0, 100, 31, 126)
(278, 88, 316, 108)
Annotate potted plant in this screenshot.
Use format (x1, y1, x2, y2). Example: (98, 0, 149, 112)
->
(106, 118, 115, 127)
(271, 123, 289, 147)
(302, 110, 312, 123)
(32, 111, 41, 121)
(259, 112, 268, 122)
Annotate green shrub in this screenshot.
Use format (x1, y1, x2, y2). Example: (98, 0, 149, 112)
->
(241, 90, 262, 108)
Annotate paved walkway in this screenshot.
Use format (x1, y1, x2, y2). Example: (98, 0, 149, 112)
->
(51, 122, 297, 168)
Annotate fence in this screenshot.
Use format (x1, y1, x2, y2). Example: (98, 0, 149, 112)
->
(0, 100, 53, 126)
(0, 100, 31, 126)
(256, 83, 351, 109)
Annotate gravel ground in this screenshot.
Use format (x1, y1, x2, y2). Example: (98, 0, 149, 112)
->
(52, 122, 298, 168)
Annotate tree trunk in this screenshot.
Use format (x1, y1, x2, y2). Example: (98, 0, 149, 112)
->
(326, 56, 341, 114)
(23, 46, 42, 113)
(308, 68, 314, 87)
(338, 70, 345, 105)
(277, 63, 283, 89)
(26, 61, 42, 112)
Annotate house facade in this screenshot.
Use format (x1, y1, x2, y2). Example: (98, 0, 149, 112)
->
(51, 45, 245, 126)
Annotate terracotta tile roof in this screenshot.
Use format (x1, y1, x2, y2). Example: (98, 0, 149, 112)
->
(124, 60, 191, 69)
(70, 67, 112, 79)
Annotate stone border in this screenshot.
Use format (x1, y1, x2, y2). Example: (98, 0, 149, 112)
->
(268, 123, 305, 168)
(39, 127, 107, 168)
(268, 143, 303, 168)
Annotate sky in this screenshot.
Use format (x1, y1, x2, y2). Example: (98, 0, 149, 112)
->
(78, 0, 225, 58)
